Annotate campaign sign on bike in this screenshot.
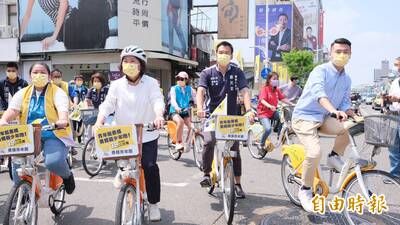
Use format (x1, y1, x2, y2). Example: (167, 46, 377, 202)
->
(215, 116, 248, 141)
(0, 125, 34, 156)
(95, 125, 139, 159)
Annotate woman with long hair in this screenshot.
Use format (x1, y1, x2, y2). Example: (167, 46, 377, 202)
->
(257, 72, 293, 151)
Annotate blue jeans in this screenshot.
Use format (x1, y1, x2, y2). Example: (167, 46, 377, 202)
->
(260, 111, 281, 147)
(12, 138, 71, 185)
(389, 128, 400, 178)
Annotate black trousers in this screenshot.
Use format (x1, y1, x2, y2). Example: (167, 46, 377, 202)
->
(141, 139, 161, 204)
(202, 131, 242, 177)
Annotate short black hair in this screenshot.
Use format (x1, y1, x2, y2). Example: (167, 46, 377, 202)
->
(330, 38, 352, 48)
(278, 13, 288, 20)
(29, 62, 50, 75)
(290, 76, 298, 81)
(306, 26, 312, 31)
(216, 41, 234, 54)
(51, 68, 63, 76)
(6, 62, 18, 70)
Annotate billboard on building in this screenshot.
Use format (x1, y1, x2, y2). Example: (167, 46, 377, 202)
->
(118, 0, 162, 52)
(267, 4, 293, 62)
(218, 0, 249, 39)
(254, 3, 268, 63)
(161, 0, 189, 58)
(18, 0, 118, 53)
(294, 0, 319, 51)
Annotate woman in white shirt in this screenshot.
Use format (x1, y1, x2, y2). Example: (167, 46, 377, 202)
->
(93, 45, 165, 222)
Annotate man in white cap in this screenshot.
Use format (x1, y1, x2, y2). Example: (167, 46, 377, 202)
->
(168, 71, 196, 152)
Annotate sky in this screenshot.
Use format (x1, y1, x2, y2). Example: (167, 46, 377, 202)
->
(192, 0, 400, 86)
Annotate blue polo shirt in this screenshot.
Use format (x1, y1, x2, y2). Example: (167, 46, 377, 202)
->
(198, 64, 248, 115)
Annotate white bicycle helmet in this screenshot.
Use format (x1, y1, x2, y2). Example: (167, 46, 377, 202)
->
(120, 45, 147, 64)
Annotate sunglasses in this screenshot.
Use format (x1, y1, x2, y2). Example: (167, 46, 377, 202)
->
(177, 77, 187, 81)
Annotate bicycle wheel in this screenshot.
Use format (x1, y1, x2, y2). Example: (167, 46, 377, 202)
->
(8, 156, 13, 180)
(68, 147, 73, 168)
(3, 180, 38, 225)
(281, 154, 302, 206)
(342, 170, 400, 225)
(247, 130, 266, 159)
(192, 134, 204, 170)
(115, 183, 139, 225)
(222, 160, 235, 224)
(50, 184, 66, 215)
(82, 137, 104, 177)
(167, 134, 182, 160)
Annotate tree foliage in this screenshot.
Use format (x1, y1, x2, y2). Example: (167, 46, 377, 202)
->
(282, 50, 318, 83)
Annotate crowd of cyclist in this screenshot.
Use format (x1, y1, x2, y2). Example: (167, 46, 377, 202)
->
(2, 37, 399, 223)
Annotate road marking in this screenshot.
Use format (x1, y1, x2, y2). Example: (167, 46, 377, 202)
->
(75, 177, 113, 183)
(75, 177, 189, 187)
(161, 182, 189, 187)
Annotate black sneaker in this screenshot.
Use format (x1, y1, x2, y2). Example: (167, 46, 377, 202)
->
(235, 184, 245, 198)
(63, 173, 76, 194)
(200, 175, 211, 188)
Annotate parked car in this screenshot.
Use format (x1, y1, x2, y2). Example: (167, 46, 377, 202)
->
(372, 95, 383, 110)
(365, 93, 375, 105)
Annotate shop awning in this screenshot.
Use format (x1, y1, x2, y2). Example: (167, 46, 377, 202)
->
(146, 51, 198, 67)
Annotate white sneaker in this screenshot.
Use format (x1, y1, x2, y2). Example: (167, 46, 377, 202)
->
(327, 154, 344, 172)
(175, 143, 184, 152)
(149, 203, 161, 222)
(298, 187, 314, 213)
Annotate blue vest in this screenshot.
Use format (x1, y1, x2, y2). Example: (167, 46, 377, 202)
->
(27, 91, 56, 139)
(169, 85, 191, 114)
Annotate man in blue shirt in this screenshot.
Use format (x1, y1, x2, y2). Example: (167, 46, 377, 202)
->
(196, 41, 254, 198)
(292, 38, 354, 212)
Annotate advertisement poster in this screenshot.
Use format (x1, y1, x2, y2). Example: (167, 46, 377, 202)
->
(0, 125, 34, 156)
(95, 126, 139, 159)
(254, 4, 267, 63)
(294, 0, 319, 51)
(267, 4, 293, 62)
(118, 0, 162, 51)
(161, 0, 189, 58)
(18, 0, 118, 53)
(215, 116, 248, 141)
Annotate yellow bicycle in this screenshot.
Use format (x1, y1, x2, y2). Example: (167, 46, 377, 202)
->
(207, 115, 249, 225)
(281, 114, 400, 224)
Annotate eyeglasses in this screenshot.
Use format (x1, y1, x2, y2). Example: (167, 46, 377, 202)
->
(177, 77, 187, 81)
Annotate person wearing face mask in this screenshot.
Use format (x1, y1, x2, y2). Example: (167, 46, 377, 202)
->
(257, 72, 293, 153)
(291, 38, 355, 212)
(169, 71, 196, 152)
(85, 72, 109, 109)
(51, 69, 75, 102)
(279, 76, 303, 103)
(197, 41, 255, 199)
(71, 74, 88, 144)
(0, 62, 76, 193)
(93, 45, 165, 222)
(383, 57, 400, 183)
(0, 62, 29, 110)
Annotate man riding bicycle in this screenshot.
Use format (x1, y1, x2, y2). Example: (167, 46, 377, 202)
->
(0, 62, 76, 194)
(292, 38, 355, 212)
(169, 71, 196, 152)
(197, 41, 254, 198)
